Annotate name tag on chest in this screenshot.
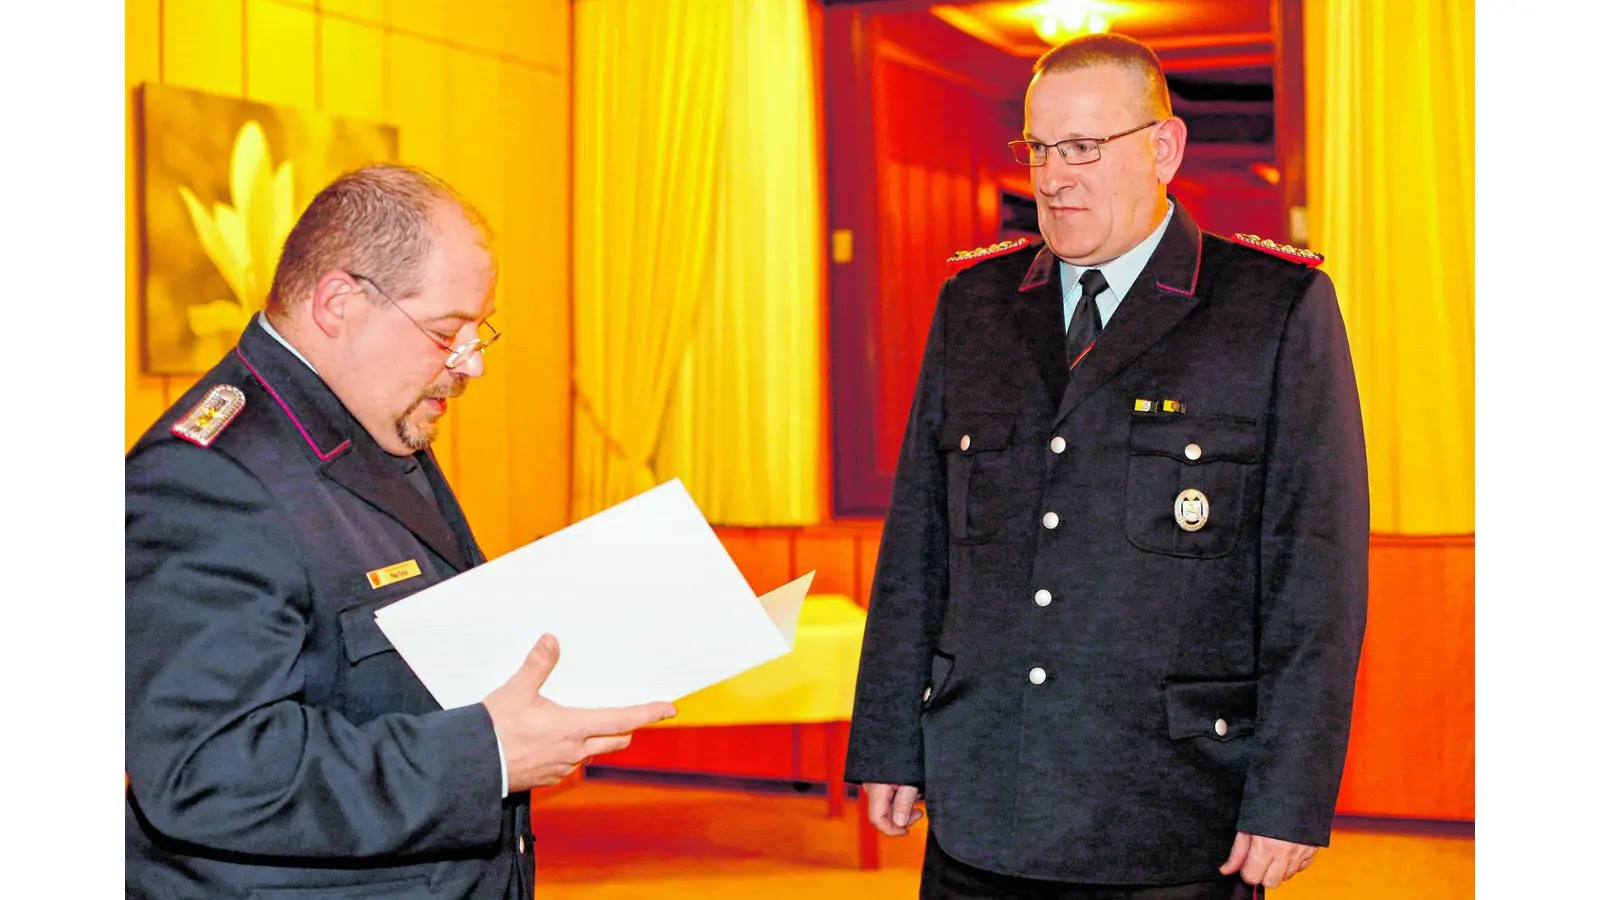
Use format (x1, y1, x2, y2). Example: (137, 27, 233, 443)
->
(366, 559, 422, 589)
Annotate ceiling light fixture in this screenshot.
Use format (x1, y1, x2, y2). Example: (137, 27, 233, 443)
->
(1031, 1, 1113, 45)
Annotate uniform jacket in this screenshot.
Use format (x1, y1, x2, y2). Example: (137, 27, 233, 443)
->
(126, 318, 533, 899)
(843, 201, 1369, 884)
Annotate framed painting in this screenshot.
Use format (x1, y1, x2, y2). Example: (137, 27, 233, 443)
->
(137, 82, 398, 374)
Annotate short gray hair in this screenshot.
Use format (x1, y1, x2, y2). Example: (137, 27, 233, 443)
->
(266, 163, 493, 314)
(1032, 33, 1173, 121)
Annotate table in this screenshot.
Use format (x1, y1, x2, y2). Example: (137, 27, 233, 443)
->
(608, 593, 881, 868)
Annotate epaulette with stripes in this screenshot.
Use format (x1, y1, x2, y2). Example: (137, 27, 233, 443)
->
(946, 237, 1033, 272)
(171, 384, 246, 448)
(1230, 232, 1325, 267)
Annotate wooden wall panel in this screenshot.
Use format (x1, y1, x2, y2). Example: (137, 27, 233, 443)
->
(715, 528, 799, 596)
(322, 0, 383, 22)
(794, 531, 858, 598)
(125, 0, 575, 565)
(162, 0, 244, 99)
(855, 532, 882, 611)
(868, 53, 995, 481)
(156, 0, 246, 409)
(320, 17, 385, 120)
(1169, 153, 1285, 242)
(129, 0, 1471, 826)
(245, 0, 317, 107)
(126, 0, 167, 449)
(1337, 535, 1474, 820)
(504, 0, 568, 69)
(381, 30, 455, 475)
(603, 724, 801, 781)
(604, 526, 1475, 824)
(498, 64, 574, 545)
(600, 523, 878, 781)
(826, 7, 1019, 516)
(443, 46, 514, 557)
(453, 0, 506, 56)
(385, 0, 446, 37)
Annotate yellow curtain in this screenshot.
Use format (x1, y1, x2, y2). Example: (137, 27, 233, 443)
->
(1304, 0, 1474, 534)
(653, 0, 823, 525)
(573, 0, 822, 525)
(571, 0, 733, 521)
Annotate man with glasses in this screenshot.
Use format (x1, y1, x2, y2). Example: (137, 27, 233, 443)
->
(126, 164, 675, 899)
(845, 33, 1368, 899)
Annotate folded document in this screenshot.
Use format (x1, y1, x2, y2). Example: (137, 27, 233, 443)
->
(373, 479, 814, 710)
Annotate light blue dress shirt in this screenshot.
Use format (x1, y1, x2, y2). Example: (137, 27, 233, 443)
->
(1058, 199, 1176, 333)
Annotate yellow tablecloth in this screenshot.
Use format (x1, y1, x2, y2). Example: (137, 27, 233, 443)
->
(657, 594, 866, 726)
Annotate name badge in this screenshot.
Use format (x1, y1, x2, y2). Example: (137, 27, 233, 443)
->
(367, 559, 422, 589)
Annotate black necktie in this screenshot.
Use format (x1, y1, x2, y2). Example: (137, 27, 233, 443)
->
(1066, 268, 1109, 370)
(402, 455, 445, 519)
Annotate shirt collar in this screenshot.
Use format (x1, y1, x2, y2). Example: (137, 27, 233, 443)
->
(256, 311, 319, 375)
(1061, 198, 1176, 298)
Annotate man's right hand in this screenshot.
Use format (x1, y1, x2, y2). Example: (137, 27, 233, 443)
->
(865, 782, 924, 836)
(481, 634, 677, 792)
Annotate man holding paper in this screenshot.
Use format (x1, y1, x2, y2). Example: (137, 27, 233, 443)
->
(125, 164, 675, 899)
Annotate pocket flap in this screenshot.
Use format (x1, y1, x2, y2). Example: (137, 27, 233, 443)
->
(1164, 679, 1257, 741)
(248, 876, 431, 898)
(338, 603, 396, 664)
(1129, 415, 1260, 464)
(939, 413, 1016, 452)
(924, 652, 955, 708)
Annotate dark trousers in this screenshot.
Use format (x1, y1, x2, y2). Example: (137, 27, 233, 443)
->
(920, 832, 1262, 900)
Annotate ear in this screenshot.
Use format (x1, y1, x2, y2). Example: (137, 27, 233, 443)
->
(309, 270, 361, 338)
(1152, 116, 1188, 185)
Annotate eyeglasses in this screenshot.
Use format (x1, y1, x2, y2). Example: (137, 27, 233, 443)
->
(348, 272, 501, 370)
(1008, 120, 1161, 167)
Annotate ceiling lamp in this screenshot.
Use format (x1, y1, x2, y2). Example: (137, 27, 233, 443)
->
(1032, 1, 1112, 44)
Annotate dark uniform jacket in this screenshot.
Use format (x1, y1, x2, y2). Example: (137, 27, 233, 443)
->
(126, 318, 533, 899)
(844, 201, 1369, 884)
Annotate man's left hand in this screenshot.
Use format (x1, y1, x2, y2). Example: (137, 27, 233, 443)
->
(1219, 831, 1318, 888)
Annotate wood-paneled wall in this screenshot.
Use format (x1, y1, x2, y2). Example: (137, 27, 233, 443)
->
(607, 528, 1475, 823)
(130, 0, 1472, 825)
(1336, 535, 1474, 820)
(125, 0, 573, 557)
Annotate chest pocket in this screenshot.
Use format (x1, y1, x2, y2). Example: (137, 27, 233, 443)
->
(1125, 415, 1261, 558)
(939, 413, 1018, 545)
(337, 593, 443, 723)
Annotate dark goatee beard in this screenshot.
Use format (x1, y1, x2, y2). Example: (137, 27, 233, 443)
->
(396, 374, 468, 451)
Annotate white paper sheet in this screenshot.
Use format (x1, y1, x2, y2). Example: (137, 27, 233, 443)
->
(373, 479, 814, 710)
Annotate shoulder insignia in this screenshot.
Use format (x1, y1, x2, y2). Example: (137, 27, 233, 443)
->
(171, 384, 246, 448)
(947, 237, 1033, 272)
(1231, 233, 1325, 267)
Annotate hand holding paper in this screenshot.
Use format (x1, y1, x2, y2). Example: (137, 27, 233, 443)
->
(375, 479, 815, 714)
(481, 633, 677, 791)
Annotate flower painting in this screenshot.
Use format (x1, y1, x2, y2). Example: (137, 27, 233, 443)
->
(138, 82, 398, 373)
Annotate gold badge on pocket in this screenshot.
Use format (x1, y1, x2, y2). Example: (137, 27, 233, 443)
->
(366, 559, 422, 589)
(1174, 489, 1209, 532)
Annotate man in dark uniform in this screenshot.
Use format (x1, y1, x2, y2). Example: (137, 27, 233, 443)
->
(844, 34, 1368, 899)
(125, 164, 675, 899)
